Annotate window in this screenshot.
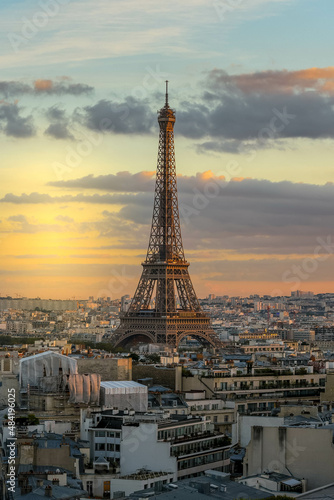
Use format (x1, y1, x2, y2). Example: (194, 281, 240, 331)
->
(213, 416, 218, 423)
(224, 415, 229, 422)
(103, 481, 110, 498)
(95, 443, 105, 451)
(86, 481, 93, 496)
(3, 359, 11, 372)
(96, 431, 105, 437)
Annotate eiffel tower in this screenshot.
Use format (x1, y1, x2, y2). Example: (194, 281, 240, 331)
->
(112, 83, 220, 349)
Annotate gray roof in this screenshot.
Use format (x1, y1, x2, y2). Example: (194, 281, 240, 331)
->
(298, 482, 334, 500)
(130, 472, 270, 500)
(8, 478, 87, 500)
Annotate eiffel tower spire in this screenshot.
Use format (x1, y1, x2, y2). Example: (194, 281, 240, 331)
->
(112, 85, 220, 348)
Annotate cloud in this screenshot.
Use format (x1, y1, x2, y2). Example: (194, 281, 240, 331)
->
(190, 256, 334, 283)
(34, 79, 93, 95)
(49, 171, 228, 194)
(0, 192, 144, 205)
(3, 174, 334, 255)
(13, 254, 59, 259)
(0, 0, 293, 70)
(0, 102, 35, 137)
(64, 66, 334, 146)
(44, 106, 74, 140)
(3, 67, 334, 146)
(45, 122, 73, 140)
(55, 215, 74, 223)
(0, 79, 93, 98)
(206, 67, 334, 95)
(78, 98, 156, 134)
(6, 214, 62, 233)
(178, 92, 334, 143)
(46, 106, 67, 121)
(145, 67, 334, 151)
(49, 171, 156, 191)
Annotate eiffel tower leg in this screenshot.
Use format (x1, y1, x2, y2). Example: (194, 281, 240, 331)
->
(128, 272, 155, 313)
(175, 271, 201, 312)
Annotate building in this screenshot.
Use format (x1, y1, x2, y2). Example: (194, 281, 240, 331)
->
(244, 423, 334, 490)
(82, 408, 230, 495)
(100, 381, 148, 412)
(127, 470, 270, 500)
(77, 356, 132, 381)
(19, 351, 101, 413)
(178, 370, 326, 415)
(238, 471, 304, 494)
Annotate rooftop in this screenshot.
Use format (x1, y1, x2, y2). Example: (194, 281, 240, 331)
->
(130, 471, 269, 500)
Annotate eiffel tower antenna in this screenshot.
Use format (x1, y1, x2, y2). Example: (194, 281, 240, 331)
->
(112, 85, 220, 349)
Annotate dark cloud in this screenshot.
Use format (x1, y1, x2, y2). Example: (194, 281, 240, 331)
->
(3, 175, 334, 255)
(78, 97, 156, 134)
(190, 256, 334, 283)
(0, 103, 35, 137)
(176, 92, 334, 142)
(49, 171, 227, 195)
(46, 106, 67, 121)
(2, 68, 334, 146)
(45, 122, 73, 140)
(44, 105, 74, 140)
(48, 171, 156, 192)
(0, 191, 149, 205)
(0, 81, 31, 97)
(176, 67, 334, 147)
(0, 79, 93, 98)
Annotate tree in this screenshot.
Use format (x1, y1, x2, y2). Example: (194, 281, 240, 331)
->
(147, 353, 161, 363)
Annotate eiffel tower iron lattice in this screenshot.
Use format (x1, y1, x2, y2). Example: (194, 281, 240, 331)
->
(112, 83, 220, 349)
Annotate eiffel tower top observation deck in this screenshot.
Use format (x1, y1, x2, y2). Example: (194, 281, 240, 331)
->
(112, 83, 220, 348)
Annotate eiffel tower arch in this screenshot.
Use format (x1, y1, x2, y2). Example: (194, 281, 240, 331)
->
(112, 83, 220, 349)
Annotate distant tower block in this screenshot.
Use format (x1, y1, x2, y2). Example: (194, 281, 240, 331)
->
(112, 83, 220, 349)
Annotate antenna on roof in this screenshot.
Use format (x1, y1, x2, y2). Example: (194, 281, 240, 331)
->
(165, 80, 169, 107)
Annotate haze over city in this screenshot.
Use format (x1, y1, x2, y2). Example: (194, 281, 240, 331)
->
(1, 0, 334, 299)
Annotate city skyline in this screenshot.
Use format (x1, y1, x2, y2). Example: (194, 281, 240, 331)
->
(1, 0, 334, 299)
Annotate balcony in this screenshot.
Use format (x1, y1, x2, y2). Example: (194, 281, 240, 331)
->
(162, 430, 216, 445)
(172, 437, 230, 458)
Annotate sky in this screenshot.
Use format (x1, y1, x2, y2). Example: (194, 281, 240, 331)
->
(1, 0, 334, 300)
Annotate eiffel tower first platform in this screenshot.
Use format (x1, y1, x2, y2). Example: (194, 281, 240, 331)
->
(112, 83, 220, 349)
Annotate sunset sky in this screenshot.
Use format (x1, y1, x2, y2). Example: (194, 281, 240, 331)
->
(1, 0, 334, 299)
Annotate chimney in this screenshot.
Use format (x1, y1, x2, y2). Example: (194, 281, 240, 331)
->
(21, 485, 33, 495)
(45, 485, 52, 497)
(37, 479, 44, 487)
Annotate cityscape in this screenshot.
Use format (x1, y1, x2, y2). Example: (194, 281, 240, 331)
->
(1, 0, 334, 499)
